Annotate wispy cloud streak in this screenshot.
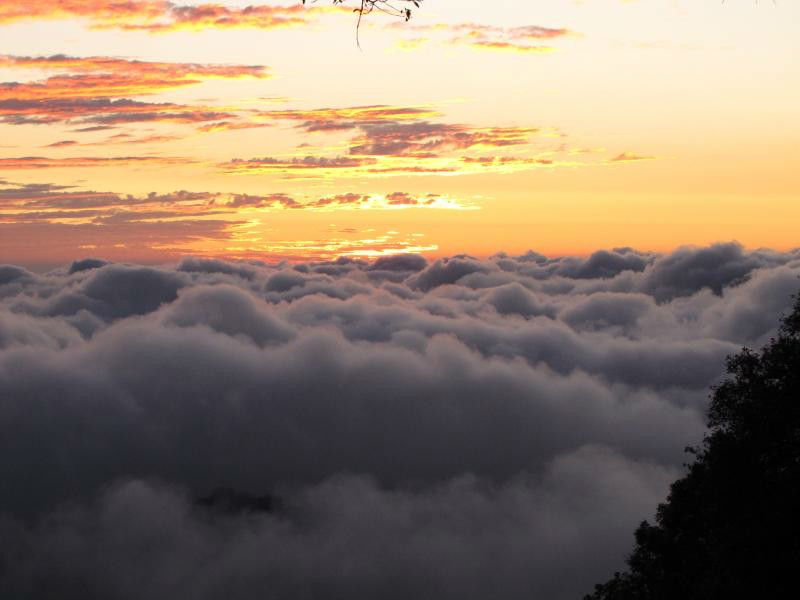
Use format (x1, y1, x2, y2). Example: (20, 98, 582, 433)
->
(0, 1, 314, 32)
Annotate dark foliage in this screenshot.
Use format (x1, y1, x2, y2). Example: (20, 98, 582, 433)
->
(586, 293, 800, 599)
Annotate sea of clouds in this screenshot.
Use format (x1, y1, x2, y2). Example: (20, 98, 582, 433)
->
(1, 242, 799, 599)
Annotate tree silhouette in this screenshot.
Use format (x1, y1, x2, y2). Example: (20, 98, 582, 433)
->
(303, 1, 421, 25)
(586, 291, 800, 599)
(303, 0, 422, 45)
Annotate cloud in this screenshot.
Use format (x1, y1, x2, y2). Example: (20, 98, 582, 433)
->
(0, 214, 241, 264)
(465, 40, 556, 53)
(226, 193, 301, 209)
(549, 248, 651, 279)
(69, 258, 110, 274)
(0, 155, 192, 169)
(265, 104, 440, 131)
(1, 244, 798, 597)
(486, 282, 558, 318)
(253, 104, 581, 176)
(0, 454, 673, 600)
(0, 2, 314, 32)
(451, 24, 569, 53)
(219, 113, 554, 178)
(391, 22, 574, 54)
(177, 257, 258, 280)
(232, 102, 627, 177)
(639, 242, 786, 302)
(0, 264, 34, 286)
(220, 155, 377, 174)
(0, 97, 234, 127)
(368, 252, 428, 272)
(44, 139, 79, 148)
(116, 3, 312, 33)
(407, 255, 493, 291)
(219, 153, 486, 178)
(301, 191, 471, 210)
(0, 181, 474, 261)
(0, 54, 268, 98)
(609, 152, 655, 162)
(161, 283, 296, 345)
(0, 54, 266, 129)
(0, 181, 77, 200)
(0, 86, 629, 179)
(348, 122, 538, 157)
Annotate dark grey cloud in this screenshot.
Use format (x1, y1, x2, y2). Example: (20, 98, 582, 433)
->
(640, 242, 786, 302)
(0, 264, 34, 285)
(560, 292, 653, 334)
(177, 257, 258, 280)
(0, 452, 673, 600)
(554, 248, 651, 279)
(161, 284, 295, 345)
(69, 258, 110, 274)
(0, 244, 798, 599)
(264, 268, 311, 292)
(38, 264, 187, 320)
(368, 253, 428, 272)
(486, 282, 557, 318)
(408, 256, 494, 291)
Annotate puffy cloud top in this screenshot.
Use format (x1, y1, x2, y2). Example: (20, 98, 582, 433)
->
(0, 243, 798, 599)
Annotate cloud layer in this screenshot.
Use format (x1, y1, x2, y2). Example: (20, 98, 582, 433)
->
(0, 180, 473, 262)
(0, 2, 312, 32)
(393, 22, 574, 54)
(0, 52, 642, 181)
(1, 243, 798, 598)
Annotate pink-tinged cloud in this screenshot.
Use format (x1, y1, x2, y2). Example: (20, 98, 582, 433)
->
(2, 174, 478, 262)
(392, 22, 573, 53)
(118, 3, 311, 32)
(0, 96, 236, 126)
(264, 105, 439, 131)
(466, 41, 555, 54)
(0, 2, 313, 32)
(1, 181, 471, 216)
(222, 191, 471, 211)
(349, 122, 539, 157)
(461, 156, 560, 166)
(0, 54, 268, 101)
(229, 103, 572, 177)
(0, 54, 267, 129)
(610, 152, 656, 162)
(0, 180, 241, 261)
(451, 24, 569, 53)
(197, 121, 273, 133)
(216, 115, 580, 178)
(220, 155, 378, 174)
(0, 156, 193, 170)
(0, 218, 240, 263)
(43, 140, 79, 148)
(227, 193, 302, 209)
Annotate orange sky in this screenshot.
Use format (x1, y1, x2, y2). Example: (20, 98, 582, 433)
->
(0, 0, 798, 266)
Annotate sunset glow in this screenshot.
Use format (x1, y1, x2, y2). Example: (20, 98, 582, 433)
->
(2, 4, 800, 596)
(1, 0, 797, 266)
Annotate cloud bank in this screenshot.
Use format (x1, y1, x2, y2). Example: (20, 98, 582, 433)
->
(1, 242, 798, 598)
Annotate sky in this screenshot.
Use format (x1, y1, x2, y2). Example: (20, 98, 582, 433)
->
(2, 4, 800, 594)
(0, 0, 798, 265)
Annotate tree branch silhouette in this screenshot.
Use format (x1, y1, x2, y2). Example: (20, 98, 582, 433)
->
(302, 0, 422, 47)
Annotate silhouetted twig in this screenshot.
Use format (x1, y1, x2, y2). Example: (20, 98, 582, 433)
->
(302, 0, 422, 48)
